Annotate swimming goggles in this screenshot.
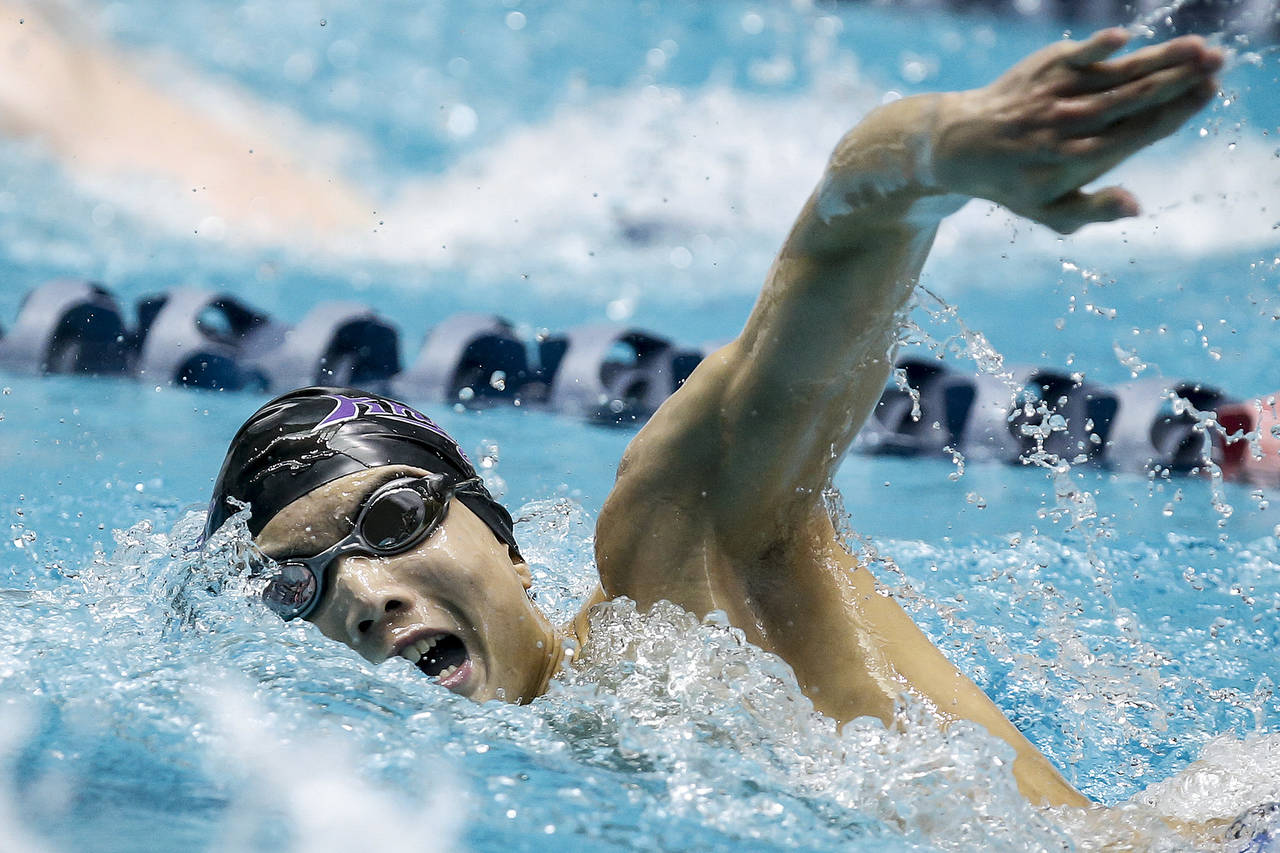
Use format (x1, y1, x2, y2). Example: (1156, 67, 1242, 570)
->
(258, 473, 483, 621)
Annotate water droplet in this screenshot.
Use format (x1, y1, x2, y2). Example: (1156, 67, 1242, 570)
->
(446, 104, 478, 138)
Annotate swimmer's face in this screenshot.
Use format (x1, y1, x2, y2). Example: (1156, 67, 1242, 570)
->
(255, 465, 560, 704)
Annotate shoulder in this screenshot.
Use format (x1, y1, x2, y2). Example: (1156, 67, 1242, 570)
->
(593, 348, 740, 606)
(593, 339, 817, 610)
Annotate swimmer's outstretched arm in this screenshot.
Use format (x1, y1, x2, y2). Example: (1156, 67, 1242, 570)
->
(0, 3, 371, 241)
(594, 30, 1222, 807)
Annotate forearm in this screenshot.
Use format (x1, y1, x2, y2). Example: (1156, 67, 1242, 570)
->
(726, 25, 1224, 477)
(715, 96, 966, 525)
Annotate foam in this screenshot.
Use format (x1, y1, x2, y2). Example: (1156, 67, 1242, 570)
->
(1140, 732, 1280, 822)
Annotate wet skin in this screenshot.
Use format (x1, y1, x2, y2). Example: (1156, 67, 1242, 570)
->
(255, 466, 567, 704)
(598, 28, 1220, 809)
(255, 30, 1222, 814)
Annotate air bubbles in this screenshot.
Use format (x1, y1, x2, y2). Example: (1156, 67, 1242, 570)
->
(740, 12, 765, 35)
(899, 53, 935, 84)
(505, 11, 527, 30)
(606, 297, 635, 321)
(1113, 343, 1147, 378)
(477, 440, 500, 469)
(446, 104, 478, 139)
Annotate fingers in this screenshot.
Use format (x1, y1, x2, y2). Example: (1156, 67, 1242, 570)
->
(1062, 78, 1216, 162)
(1038, 78, 1214, 233)
(1073, 35, 1221, 92)
(1064, 28, 1130, 68)
(1056, 57, 1216, 134)
(1037, 186, 1139, 234)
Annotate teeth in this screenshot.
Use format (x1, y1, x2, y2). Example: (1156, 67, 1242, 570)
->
(438, 664, 459, 679)
(398, 635, 446, 665)
(415, 636, 440, 658)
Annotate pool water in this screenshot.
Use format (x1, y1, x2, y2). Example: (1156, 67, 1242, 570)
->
(1, 0, 1279, 850)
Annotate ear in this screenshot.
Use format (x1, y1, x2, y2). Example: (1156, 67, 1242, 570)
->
(508, 546, 533, 589)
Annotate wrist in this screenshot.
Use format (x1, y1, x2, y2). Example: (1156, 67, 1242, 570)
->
(816, 93, 967, 228)
(905, 92, 971, 224)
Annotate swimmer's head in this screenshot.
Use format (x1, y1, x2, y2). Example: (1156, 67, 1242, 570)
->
(205, 386, 518, 551)
(207, 387, 561, 703)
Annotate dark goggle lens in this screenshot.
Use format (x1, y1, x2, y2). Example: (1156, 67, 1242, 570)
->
(359, 487, 440, 551)
(263, 562, 318, 618)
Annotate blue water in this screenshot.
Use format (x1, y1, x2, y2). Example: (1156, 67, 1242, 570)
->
(1, 0, 1279, 850)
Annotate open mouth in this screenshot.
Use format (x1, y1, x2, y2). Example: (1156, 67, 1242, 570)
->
(398, 632, 472, 687)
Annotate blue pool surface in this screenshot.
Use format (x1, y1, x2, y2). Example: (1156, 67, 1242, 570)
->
(1, 0, 1279, 850)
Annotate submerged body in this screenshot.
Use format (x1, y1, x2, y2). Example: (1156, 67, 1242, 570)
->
(212, 26, 1229, 825)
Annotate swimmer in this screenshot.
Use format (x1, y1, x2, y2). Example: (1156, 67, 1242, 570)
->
(0, 2, 372, 241)
(205, 30, 1223, 814)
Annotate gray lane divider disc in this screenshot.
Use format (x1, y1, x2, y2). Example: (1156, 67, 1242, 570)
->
(394, 313, 528, 407)
(133, 287, 275, 391)
(0, 279, 131, 376)
(244, 300, 399, 393)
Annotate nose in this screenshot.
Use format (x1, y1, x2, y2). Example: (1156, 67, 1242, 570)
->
(329, 557, 412, 644)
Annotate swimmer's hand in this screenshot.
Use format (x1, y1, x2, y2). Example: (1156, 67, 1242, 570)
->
(598, 30, 1226, 811)
(931, 29, 1223, 233)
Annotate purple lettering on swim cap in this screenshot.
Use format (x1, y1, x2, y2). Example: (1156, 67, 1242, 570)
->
(314, 393, 454, 444)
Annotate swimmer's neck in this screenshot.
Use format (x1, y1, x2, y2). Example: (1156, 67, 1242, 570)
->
(534, 584, 608, 699)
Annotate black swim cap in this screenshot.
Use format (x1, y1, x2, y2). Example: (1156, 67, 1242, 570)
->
(204, 386, 519, 554)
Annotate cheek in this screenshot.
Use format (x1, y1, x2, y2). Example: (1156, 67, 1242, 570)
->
(306, 606, 348, 644)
